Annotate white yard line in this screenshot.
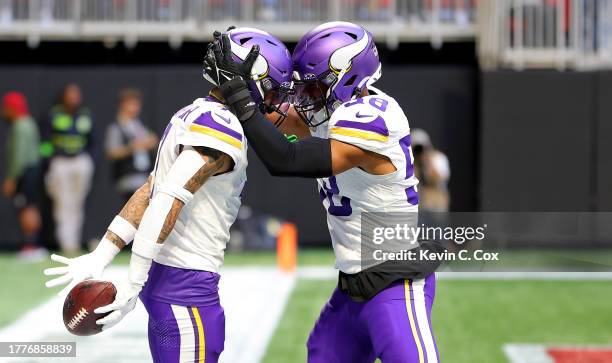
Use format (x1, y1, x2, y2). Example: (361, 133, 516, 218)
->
(296, 267, 612, 280)
(219, 266, 295, 363)
(0, 266, 296, 363)
(437, 271, 612, 280)
(503, 344, 555, 363)
(503, 343, 612, 363)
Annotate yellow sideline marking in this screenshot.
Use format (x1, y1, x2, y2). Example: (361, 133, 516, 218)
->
(405, 280, 425, 363)
(330, 127, 388, 142)
(189, 124, 242, 149)
(191, 306, 206, 363)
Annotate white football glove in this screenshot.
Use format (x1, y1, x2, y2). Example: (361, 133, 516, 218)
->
(94, 279, 141, 331)
(93, 250, 156, 331)
(43, 240, 119, 296)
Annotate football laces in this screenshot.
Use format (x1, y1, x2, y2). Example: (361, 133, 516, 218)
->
(67, 307, 88, 330)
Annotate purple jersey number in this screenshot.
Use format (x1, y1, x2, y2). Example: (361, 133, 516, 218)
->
(399, 134, 419, 205)
(319, 176, 352, 217)
(319, 96, 390, 215)
(344, 96, 388, 112)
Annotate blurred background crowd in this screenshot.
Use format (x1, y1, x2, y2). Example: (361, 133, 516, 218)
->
(0, 0, 476, 24)
(2, 85, 158, 259)
(2, 81, 450, 260)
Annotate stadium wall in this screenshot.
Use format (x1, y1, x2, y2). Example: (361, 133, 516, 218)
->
(0, 65, 477, 247)
(596, 72, 612, 212)
(480, 70, 596, 212)
(480, 70, 612, 246)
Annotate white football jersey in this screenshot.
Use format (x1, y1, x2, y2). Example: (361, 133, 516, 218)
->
(151, 97, 248, 273)
(311, 92, 419, 273)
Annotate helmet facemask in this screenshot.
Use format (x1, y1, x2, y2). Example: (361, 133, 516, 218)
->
(259, 78, 292, 127)
(291, 72, 341, 128)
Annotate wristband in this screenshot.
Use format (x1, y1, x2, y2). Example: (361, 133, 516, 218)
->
(108, 216, 137, 245)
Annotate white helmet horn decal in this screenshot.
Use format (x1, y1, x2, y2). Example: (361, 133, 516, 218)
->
(329, 31, 370, 73)
(228, 32, 269, 80)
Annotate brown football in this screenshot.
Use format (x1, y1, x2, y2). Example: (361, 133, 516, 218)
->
(63, 280, 117, 336)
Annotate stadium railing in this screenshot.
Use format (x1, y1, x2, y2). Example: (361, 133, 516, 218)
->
(1, 0, 610, 70)
(0, 0, 476, 48)
(479, 0, 612, 70)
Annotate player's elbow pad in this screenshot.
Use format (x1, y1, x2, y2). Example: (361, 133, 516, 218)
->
(156, 148, 207, 204)
(132, 192, 174, 259)
(132, 149, 206, 259)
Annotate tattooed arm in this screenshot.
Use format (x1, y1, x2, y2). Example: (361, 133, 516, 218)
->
(93, 146, 234, 330)
(104, 177, 152, 249)
(157, 146, 233, 243)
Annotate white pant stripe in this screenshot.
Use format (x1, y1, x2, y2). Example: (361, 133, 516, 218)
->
(171, 304, 197, 363)
(412, 279, 439, 363)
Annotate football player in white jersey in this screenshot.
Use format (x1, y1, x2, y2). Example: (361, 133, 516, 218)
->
(43, 28, 292, 363)
(206, 22, 440, 363)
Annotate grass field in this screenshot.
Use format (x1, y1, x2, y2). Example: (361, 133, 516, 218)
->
(1, 249, 612, 363)
(262, 278, 612, 363)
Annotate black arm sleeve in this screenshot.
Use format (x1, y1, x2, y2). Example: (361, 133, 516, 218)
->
(219, 77, 333, 177)
(242, 110, 333, 178)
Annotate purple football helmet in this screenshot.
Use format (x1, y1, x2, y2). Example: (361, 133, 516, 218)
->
(204, 27, 293, 125)
(292, 22, 382, 127)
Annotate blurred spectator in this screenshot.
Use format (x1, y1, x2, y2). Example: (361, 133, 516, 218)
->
(1, 91, 46, 261)
(299, 0, 312, 20)
(259, 0, 279, 21)
(105, 88, 157, 203)
(158, 0, 171, 20)
(415, 0, 475, 24)
(0, 0, 12, 26)
(42, 83, 95, 254)
(412, 129, 451, 212)
(40, 0, 54, 24)
(209, 0, 225, 20)
(600, 0, 612, 57)
(366, 0, 391, 21)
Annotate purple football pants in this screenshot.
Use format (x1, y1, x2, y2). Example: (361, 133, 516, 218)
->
(307, 274, 439, 363)
(140, 262, 225, 363)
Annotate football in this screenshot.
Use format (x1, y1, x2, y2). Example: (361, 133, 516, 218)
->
(63, 280, 117, 336)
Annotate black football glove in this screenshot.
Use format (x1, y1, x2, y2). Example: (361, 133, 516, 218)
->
(204, 31, 261, 123)
(203, 32, 260, 87)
